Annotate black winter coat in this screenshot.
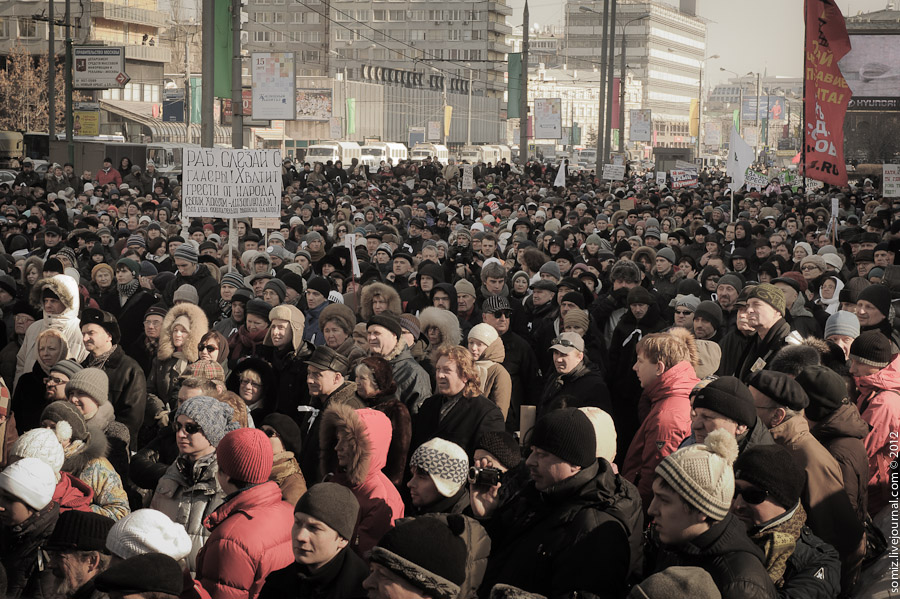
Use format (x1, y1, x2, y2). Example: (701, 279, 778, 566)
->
(411, 391, 505, 458)
(538, 362, 612, 417)
(162, 264, 221, 324)
(258, 546, 367, 599)
(500, 331, 542, 432)
(780, 527, 842, 599)
(101, 287, 158, 346)
(85, 345, 147, 450)
(810, 403, 870, 525)
(130, 424, 178, 491)
(734, 318, 793, 383)
(480, 460, 644, 599)
(1, 502, 60, 599)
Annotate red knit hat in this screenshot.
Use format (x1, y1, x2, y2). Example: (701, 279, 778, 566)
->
(217, 428, 273, 484)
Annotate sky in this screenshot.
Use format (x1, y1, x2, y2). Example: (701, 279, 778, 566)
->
(507, 0, 892, 85)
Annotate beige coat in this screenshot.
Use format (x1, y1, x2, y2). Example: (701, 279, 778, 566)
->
(475, 338, 512, 420)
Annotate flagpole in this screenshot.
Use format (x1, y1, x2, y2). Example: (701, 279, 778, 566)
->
(801, 0, 808, 191)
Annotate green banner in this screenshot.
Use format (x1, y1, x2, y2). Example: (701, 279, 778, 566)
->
(732, 109, 740, 132)
(190, 77, 202, 124)
(213, 0, 232, 98)
(346, 98, 356, 135)
(507, 53, 521, 120)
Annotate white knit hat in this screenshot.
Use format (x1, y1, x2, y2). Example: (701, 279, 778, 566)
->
(579, 407, 617, 461)
(0, 458, 56, 510)
(409, 438, 469, 498)
(11, 428, 65, 481)
(106, 509, 193, 561)
(467, 323, 500, 347)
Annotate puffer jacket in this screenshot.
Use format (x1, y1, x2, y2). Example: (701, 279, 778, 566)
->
(320, 405, 404, 556)
(474, 337, 513, 421)
(61, 431, 130, 521)
(151, 452, 224, 573)
(53, 472, 94, 513)
(650, 513, 777, 599)
(383, 340, 432, 414)
(853, 354, 900, 515)
(196, 481, 294, 599)
(480, 459, 644, 599)
(622, 360, 697, 509)
(810, 402, 870, 524)
(0, 502, 60, 599)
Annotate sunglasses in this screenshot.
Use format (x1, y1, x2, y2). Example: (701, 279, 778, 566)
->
(733, 486, 769, 505)
(491, 311, 512, 319)
(175, 421, 203, 435)
(198, 344, 218, 353)
(674, 309, 693, 316)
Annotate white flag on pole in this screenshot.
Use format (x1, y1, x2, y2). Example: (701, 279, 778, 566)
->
(727, 126, 755, 193)
(554, 161, 566, 187)
(343, 234, 361, 278)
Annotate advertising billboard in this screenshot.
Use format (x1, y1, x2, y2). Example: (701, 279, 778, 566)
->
(251, 53, 296, 121)
(296, 89, 333, 121)
(534, 98, 562, 139)
(741, 96, 786, 121)
(841, 34, 900, 110)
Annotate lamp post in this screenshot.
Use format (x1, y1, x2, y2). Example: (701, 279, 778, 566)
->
(579, 2, 610, 175)
(696, 53, 719, 159)
(616, 12, 651, 153)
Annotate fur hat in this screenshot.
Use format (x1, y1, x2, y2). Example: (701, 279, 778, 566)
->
(320, 303, 357, 335)
(80, 308, 121, 345)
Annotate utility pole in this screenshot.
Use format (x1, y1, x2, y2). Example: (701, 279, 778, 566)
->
(518, 0, 528, 164)
(602, 0, 616, 166)
(441, 73, 448, 145)
(618, 28, 626, 152)
(754, 72, 760, 161)
(185, 31, 191, 144)
(231, 0, 241, 149)
(201, 0, 215, 148)
(595, 0, 609, 174)
(64, 0, 73, 163)
(48, 0, 55, 139)
(466, 68, 473, 146)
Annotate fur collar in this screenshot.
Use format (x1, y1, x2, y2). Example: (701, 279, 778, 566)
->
(62, 429, 109, 475)
(320, 403, 370, 486)
(31, 275, 79, 318)
(157, 302, 209, 362)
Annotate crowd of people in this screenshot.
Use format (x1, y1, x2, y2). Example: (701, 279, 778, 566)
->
(0, 151, 895, 599)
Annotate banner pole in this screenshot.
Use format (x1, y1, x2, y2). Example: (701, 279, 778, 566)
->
(801, 0, 808, 190)
(228, 218, 234, 272)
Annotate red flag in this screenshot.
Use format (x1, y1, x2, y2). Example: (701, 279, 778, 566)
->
(803, 0, 852, 186)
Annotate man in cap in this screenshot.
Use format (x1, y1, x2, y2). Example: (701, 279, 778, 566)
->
(692, 300, 723, 341)
(538, 332, 611, 416)
(45, 510, 116, 599)
(772, 273, 822, 338)
(824, 311, 860, 360)
(472, 408, 643, 598)
(260, 483, 367, 599)
(733, 284, 794, 382)
(367, 314, 432, 413)
(855, 284, 900, 351)
(163, 244, 221, 323)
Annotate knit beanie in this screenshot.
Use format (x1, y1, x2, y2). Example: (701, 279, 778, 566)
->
(670, 294, 700, 312)
(716, 274, 744, 292)
(858, 284, 892, 318)
(824, 311, 860, 339)
(369, 516, 468, 599)
(733, 444, 805, 510)
(628, 567, 721, 599)
(627, 285, 654, 306)
(691, 376, 757, 428)
(454, 279, 477, 298)
(221, 271, 248, 290)
(694, 301, 723, 328)
(657, 247, 678, 265)
(562, 309, 590, 332)
(398, 313, 421, 339)
(579, 406, 617, 461)
(529, 408, 596, 468)
(174, 395, 238, 446)
(65, 367, 109, 406)
(655, 428, 739, 520)
(173, 244, 199, 264)
(217, 428, 273, 484)
(264, 278, 287, 303)
(92, 263, 114, 282)
(368, 313, 403, 339)
(106, 509, 193, 561)
(95, 553, 185, 597)
(173, 284, 200, 304)
(747, 283, 786, 316)
(51, 359, 84, 380)
(295, 483, 360, 541)
(539, 261, 562, 281)
(307, 276, 332, 298)
(849, 330, 893, 368)
(794, 365, 849, 422)
(410, 438, 469, 498)
(468, 322, 500, 347)
(116, 258, 141, 279)
(261, 413, 304, 456)
(0, 458, 56, 510)
(476, 431, 522, 471)
(11, 429, 65, 479)
(840, 277, 870, 304)
(46, 510, 115, 552)
(41, 400, 90, 443)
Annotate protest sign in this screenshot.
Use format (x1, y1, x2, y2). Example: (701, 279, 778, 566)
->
(182, 149, 282, 218)
(656, 172, 667, 187)
(883, 164, 900, 197)
(670, 169, 699, 189)
(602, 164, 626, 181)
(743, 169, 769, 191)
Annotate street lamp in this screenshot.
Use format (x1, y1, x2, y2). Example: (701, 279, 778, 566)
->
(696, 53, 719, 159)
(616, 12, 651, 153)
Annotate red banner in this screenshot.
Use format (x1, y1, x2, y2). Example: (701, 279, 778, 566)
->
(803, 0, 852, 186)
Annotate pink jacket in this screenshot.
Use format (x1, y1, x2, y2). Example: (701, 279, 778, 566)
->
(854, 354, 900, 515)
(622, 360, 697, 509)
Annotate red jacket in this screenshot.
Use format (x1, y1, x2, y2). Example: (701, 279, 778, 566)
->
(854, 354, 900, 515)
(54, 472, 94, 513)
(622, 360, 697, 509)
(196, 481, 294, 599)
(96, 167, 122, 188)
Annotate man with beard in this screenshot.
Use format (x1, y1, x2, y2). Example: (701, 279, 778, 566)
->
(45, 511, 115, 599)
(715, 274, 743, 329)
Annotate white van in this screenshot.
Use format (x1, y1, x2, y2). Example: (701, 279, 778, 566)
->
(410, 143, 449, 163)
(360, 142, 407, 168)
(305, 141, 362, 165)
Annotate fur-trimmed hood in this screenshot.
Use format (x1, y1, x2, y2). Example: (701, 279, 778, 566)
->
(418, 306, 461, 347)
(360, 282, 402, 321)
(31, 274, 80, 320)
(320, 404, 391, 487)
(158, 302, 209, 362)
(61, 427, 110, 476)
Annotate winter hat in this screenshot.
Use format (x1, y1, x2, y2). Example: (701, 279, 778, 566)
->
(320, 303, 357, 334)
(768, 344, 821, 376)
(217, 428, 273, 484)
(773, 271, 808, 294)
(562, 309, 590, 332)
(454, 278, 477, 298)
(733, 445, 805, 510)
(0, 458, 56, 510)
(368, 313, 403, 339)
(747, 283, 786, 316)
(476, 431, 522, 471)
(849, 330, 893, 368)
(173, 244, 199, 264)
(369, 516, 468, 599)
(307, 276, 332, 298)
(187, 359, 226, 383)
(116, 258, 140, 279)
(840, 277, 871, 304)
(140, 261, 159, 277)
(795, 365, 849, 422)
(295, 483, 360, 541)
(398, 313, 421, 340)
(694, 301, 723, 328)
(221, 271, 248, 290)
(691, 376, 757, 428)
(173, 284, 199, 304)
(46, 510, 115, 552)
(629, 567, 721, 599)
(716, 274, 744, 293)
(529, 408, 596, 468)
(106, 509, 193, 561)
(95, 553, 185, 597)
(65, 367, 109, 406)
(560, 292, 585, 310)
(669, 294, 700, 312)
(261, 413, 304, 456)
(694, 340, 722, 379)
(10, 429, 65, 479)
(655, 428, 739, 520)
(627, 285, 654, 306)
(657, 247, 678, 264)
(51, 359, 84, 380)
(263, 278, 287, 303)
(748, 370, 809, 411)
(91, 263, 114, 282)
(41, 400, 90, 443)
(578, 406, 617, 461)
(468, 322, 500, 347)
(858, 284, 892, 318)
(410, 438, 469, 498)
(824, 311, 860, 339)
(245, 298, 272, 321)
(538, 261, 562, 281)
(174, 395, 238, 446)
(80, 307, 121, 345)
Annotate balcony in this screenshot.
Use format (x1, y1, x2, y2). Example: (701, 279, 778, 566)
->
(488, 40, 512, 53)
(486, 1, 512, 16)
(124, 43, 171, 63)
(91, 2, 168, 28)
(487, 20, 512, 34)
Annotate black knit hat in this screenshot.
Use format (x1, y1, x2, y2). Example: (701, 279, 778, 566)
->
(858, 284, 892, 318)
(529, 408, 596, 468)
(245, 298, 272, 321)
(95, 553, 185, 596)
(795, 365, 849, 422)
(261, 413, 304, 456)
(692, 376, 757, 428)
(369, 516, 468, 599)
(80, 307, 121, 345)
(694, 301, 723, 328)
(748, 370, 809, 411)
(476, 431, 523, 470)
(307, 276, 332, 298)
(734, 445, 806, 510)
(295, 483, 360, 541)
(368, 313, 403, 339)
(45, 510, 115, 552)
(627, 285, 654, 306)
(849, 330, 893, 368)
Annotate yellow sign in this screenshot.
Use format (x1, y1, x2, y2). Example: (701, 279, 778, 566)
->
(74, 102, 100, 136)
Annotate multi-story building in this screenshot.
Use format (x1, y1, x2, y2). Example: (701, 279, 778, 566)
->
(242, 0, 329, 76)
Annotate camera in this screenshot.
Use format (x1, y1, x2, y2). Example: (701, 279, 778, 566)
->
(468, 466, 501, 487)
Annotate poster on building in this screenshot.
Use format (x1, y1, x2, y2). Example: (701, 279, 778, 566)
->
(427, 121, 441, 142)
(704, 122, 721, 148)
(73, 102, 100, 136)
(670, 169, 699, 189)
(182, 149, 283, 218)
(73, 46, 127, 89)
(629, 109, 652, 142)
(296, 89, 333, 121)
(534, 98, 562, 139)
(251, 53, 296, 121)
(883, 164, 900, 197)
(462, 165, 475, 190)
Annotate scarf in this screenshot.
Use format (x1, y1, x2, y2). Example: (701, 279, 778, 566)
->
(86, 345, 117, 369)
(144, 335, 159, 357)
(117, 279, 140, 305)
(750, 503, 807, 586)
(229, 325, 268, 363)
(218, 297, 233, 319)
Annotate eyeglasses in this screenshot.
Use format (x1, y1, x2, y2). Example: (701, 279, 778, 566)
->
(239, 379, 261, 390)
(801, 265, 821, 272)
(490, 311, 512, 319)
(733, 486, 769, 505)
(175, 421, 203, 435)
(44, 376, 66, 386)
(198, 344, 218, 353)
(674, 309, 693, 316)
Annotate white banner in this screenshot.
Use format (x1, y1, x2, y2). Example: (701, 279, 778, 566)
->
(427, 121, 441, 142)
(675, 160, 698, 172)
(183, 149, 283, 218)
(534, 98, 562, 139)
(629, 109, 652, 142)
(656, 172, 667, 187)
(462, 165, 475, 190)
(743, 169, 769, 191)
(883, 164, 900, 197)
(602, 164, 626, 181)
(251, 53, 296, 120)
